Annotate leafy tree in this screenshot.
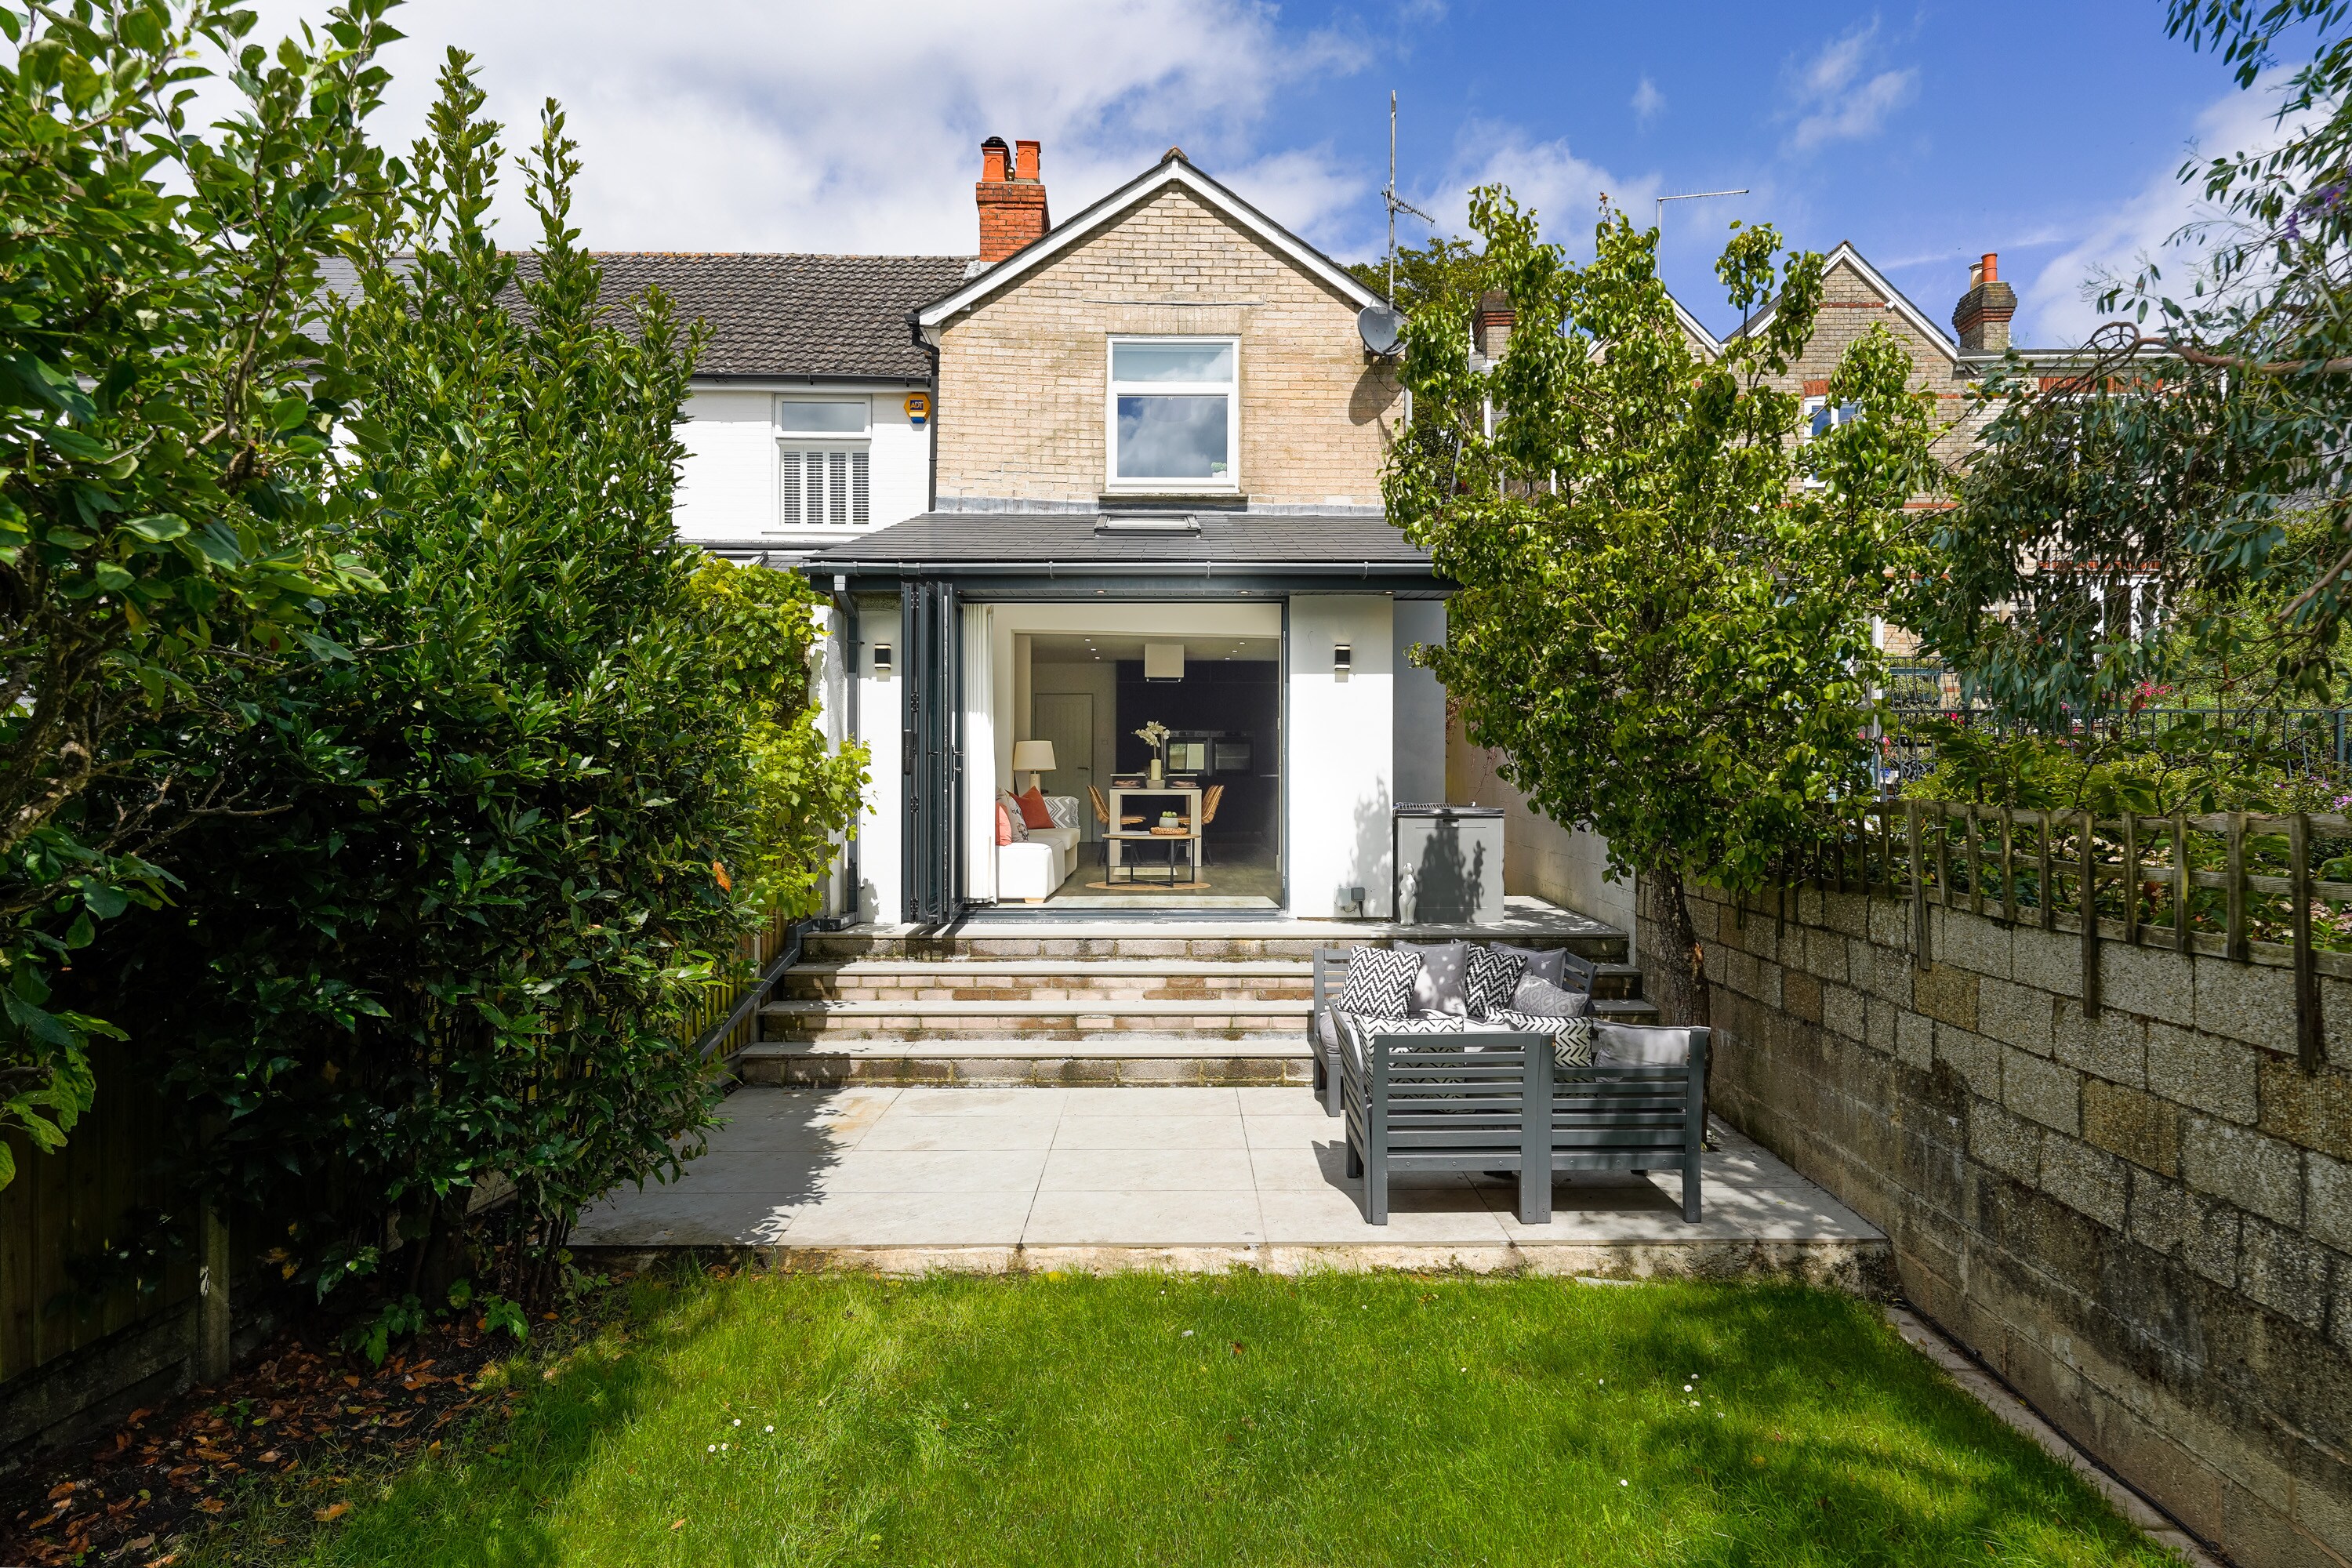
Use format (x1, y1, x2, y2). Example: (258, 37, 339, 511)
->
(1897, 1, 2352, 726)
(93, 53, 858, 1306)
(1348, 234, 1490, 320)
(0, 0, 393, 1183)
(1388, 191, 1942, 1025)
(686, 557, 869, 915)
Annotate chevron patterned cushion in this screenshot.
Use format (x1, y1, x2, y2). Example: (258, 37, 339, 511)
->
(1465, 944, 1529, 1018)
(1486, 1008, 1596, 1067)
(1333, 946, 1421, 1018)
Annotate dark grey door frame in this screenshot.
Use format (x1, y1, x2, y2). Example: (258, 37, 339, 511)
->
(900, 579, 959, 925)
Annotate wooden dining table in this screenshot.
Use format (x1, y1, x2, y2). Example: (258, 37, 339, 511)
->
(1105, 785, 1203, 884)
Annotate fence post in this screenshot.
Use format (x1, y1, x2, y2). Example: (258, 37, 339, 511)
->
(1908, 800, 1929, 971)
(198, 1204, 230, 1385)
(2122, 812, 2140, 947)
(2080, 810, 2102, 1018)
(1967, 804, 1984, 917)
(2000, 807, 2016, 924)
(2038, 810, 2055, 931)
(2173, 811, 2191, 955)
(2227, 812, 2249, 964)
(2292, 812, 2323, 1073)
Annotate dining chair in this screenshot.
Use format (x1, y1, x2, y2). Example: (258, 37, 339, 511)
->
(1197, 783, 1225, 867)
(1087, 785, 1144, 873)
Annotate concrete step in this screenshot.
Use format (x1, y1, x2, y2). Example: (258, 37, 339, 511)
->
(806, 927, 1631, 964)
(1584, 962, 1646, 1002)
(782, 958, 1313, 1006)
(735, 1036, 1311, 1088)
(760, 998, 1312, 1040)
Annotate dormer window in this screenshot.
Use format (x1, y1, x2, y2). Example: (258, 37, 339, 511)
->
(776, 397, 869, 527)
(1107, 338, 1238, 491)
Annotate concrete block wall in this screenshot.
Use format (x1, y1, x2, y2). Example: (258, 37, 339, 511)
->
(1647, 883, 2352, 1566)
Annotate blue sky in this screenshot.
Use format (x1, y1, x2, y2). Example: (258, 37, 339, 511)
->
(256, 0, 2297, 347)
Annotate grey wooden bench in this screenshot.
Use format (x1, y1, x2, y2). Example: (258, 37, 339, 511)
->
(1338, 1021, 1709, 1225)
(1312, 943, 1597, 1118)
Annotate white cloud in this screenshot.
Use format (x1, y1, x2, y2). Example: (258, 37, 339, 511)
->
(1632, 76, 1665, 126)
(1784, 24, 1917, 153)
(2020, 68, 2308, 346)
(1407, 122, 1654, 256)
(237, 0, 1368, 256)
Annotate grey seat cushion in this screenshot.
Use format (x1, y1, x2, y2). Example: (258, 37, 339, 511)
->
(1510, 975, 1593, 1018)
(1312, 1007, 1340, 1054)
(1594, 1022, 1700, 1067)
(1396, 940, 1470, 1016)
(1494, 943, 1566, 987)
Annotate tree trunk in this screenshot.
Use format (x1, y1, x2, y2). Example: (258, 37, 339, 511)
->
(1642, 867, 1710, 1029)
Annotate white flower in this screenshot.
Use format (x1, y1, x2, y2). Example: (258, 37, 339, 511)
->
(720, 1443, 729, 1450)
(707, 1444, 716, 1453)
(1619, 1479, 1628, 1487)
(732, 1419, 742, 1427)
(764, 1425, 774, 1433)
(1181, 1330, 1193, 1337)
(1683, 1385, 1693, 1392)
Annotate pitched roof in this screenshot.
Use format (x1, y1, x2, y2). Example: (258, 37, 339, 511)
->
(317, 252, 969, 381)
(804, 510, 1432, 573)
(914, 153, 1384, 334)
(590, 252, 968, 379)
(1727, 241, 1957, 358)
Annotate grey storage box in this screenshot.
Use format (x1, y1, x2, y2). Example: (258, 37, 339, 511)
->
(1393, 804, 1504, 925)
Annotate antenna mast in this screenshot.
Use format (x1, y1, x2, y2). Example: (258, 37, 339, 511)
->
(1654, 187, 1750, 230)
(1384, 90, 1434, 300)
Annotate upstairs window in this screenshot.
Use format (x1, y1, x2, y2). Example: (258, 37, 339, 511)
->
(1108, 339, 1237, 489)
(776, 398, 870, 527)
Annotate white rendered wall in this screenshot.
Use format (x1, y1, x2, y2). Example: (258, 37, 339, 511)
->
(1287, 595, 1396, 918)
(850, 593, 904, 925)
(1392, 599, 1447, 808)
(672, 383, 931, 547)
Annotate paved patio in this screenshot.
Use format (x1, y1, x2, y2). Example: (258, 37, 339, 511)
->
(575, 1086, 1889, 1285)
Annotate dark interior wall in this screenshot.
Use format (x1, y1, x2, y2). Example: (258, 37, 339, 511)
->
(1113, 659, 1279, 844)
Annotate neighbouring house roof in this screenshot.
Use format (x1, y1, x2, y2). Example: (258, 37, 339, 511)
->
(1726, 241, 1958, 358)
(913, 151, 1385, 336)
(802, 510, 1435, 579)
(318, 252, 970, 382)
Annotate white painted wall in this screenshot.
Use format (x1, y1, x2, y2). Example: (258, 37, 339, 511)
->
(1288, 594, 1396, 918)
(850, 593, 904, 925)
(1445, 710, 1638, 956)
(1392, 599, 1447, 808)
(672, 382, 931, 547)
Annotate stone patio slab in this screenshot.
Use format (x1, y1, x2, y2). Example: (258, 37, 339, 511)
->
(572, 1084, 1891, 1286)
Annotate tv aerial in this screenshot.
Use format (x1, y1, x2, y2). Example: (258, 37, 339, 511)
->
(1359, 89, 1431, 358)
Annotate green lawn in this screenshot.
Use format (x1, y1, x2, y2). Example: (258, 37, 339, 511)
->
(198, 1269, 2177, 1567)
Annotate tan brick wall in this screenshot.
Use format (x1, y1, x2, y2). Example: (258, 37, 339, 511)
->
(1746, 256, 1992, 474)
(934, 187, 1401, 506)
(1652, 881, 2352, 1568)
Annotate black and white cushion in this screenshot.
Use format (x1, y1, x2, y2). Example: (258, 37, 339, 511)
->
(1334, 947, 1421, 1018)
(1487, 1008, 1596, 1067)
(1465, 945, 1529, 1018)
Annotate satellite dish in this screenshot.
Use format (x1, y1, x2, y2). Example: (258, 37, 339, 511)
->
(1357, 303, 1403, 357)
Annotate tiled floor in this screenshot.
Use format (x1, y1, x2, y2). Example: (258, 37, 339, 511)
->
(573, 1086, 1886, 1273)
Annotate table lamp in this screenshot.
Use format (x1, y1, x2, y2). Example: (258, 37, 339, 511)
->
(1011, 739, 1056, 793)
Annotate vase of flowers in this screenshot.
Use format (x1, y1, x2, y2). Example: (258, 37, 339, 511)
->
(1134, 720, 1171, 786)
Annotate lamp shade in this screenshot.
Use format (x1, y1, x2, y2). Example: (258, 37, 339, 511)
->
(1011, 740, 1057, 774)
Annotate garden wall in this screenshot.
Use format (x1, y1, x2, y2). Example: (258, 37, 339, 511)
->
(1646, 883, 2352, 1568)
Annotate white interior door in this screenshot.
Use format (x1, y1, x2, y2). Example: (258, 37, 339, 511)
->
(1031, 692, 1095, 837)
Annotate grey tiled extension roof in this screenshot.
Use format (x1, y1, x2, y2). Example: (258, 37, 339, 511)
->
(804, 510, 1432, 570)
(315, 252, 969, 381)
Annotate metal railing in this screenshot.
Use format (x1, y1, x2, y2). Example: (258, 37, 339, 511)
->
(1767, 799, 2347, 1074)
(689, 906, 807, 1064)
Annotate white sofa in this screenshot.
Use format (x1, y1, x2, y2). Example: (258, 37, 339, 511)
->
(998, 794, 1083, 902)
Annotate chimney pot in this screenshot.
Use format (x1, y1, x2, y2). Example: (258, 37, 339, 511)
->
(1981, 251, 1998, 284)
(975, 136, 1050, 265)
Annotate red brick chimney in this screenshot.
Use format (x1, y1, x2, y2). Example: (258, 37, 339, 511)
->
(1951, 251, 2017, 354)
(1474, 289, 1515, 361)
(976, 136, 1050, 265)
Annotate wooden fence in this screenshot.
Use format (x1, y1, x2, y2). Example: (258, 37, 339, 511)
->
(2, 902, 809, 1425)
(1775, 800, 2350, 1074)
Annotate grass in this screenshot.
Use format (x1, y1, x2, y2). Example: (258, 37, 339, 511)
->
(194, 1269, 2179, 1567)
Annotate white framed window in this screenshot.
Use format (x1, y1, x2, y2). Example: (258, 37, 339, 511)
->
(1106, 337, 1238, 491)
(1798, 394, 1859, 489)
(775, 397, 870, 528)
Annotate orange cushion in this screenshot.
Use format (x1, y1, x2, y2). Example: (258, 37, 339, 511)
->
(995, 803, 1014, 846)
(1017, 786, 1054, 829)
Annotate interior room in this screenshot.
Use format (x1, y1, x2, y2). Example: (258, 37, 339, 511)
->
(985, 608, 1283, 912)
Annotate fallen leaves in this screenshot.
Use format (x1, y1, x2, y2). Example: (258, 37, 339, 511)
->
(314, 1502, 349, 1523)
